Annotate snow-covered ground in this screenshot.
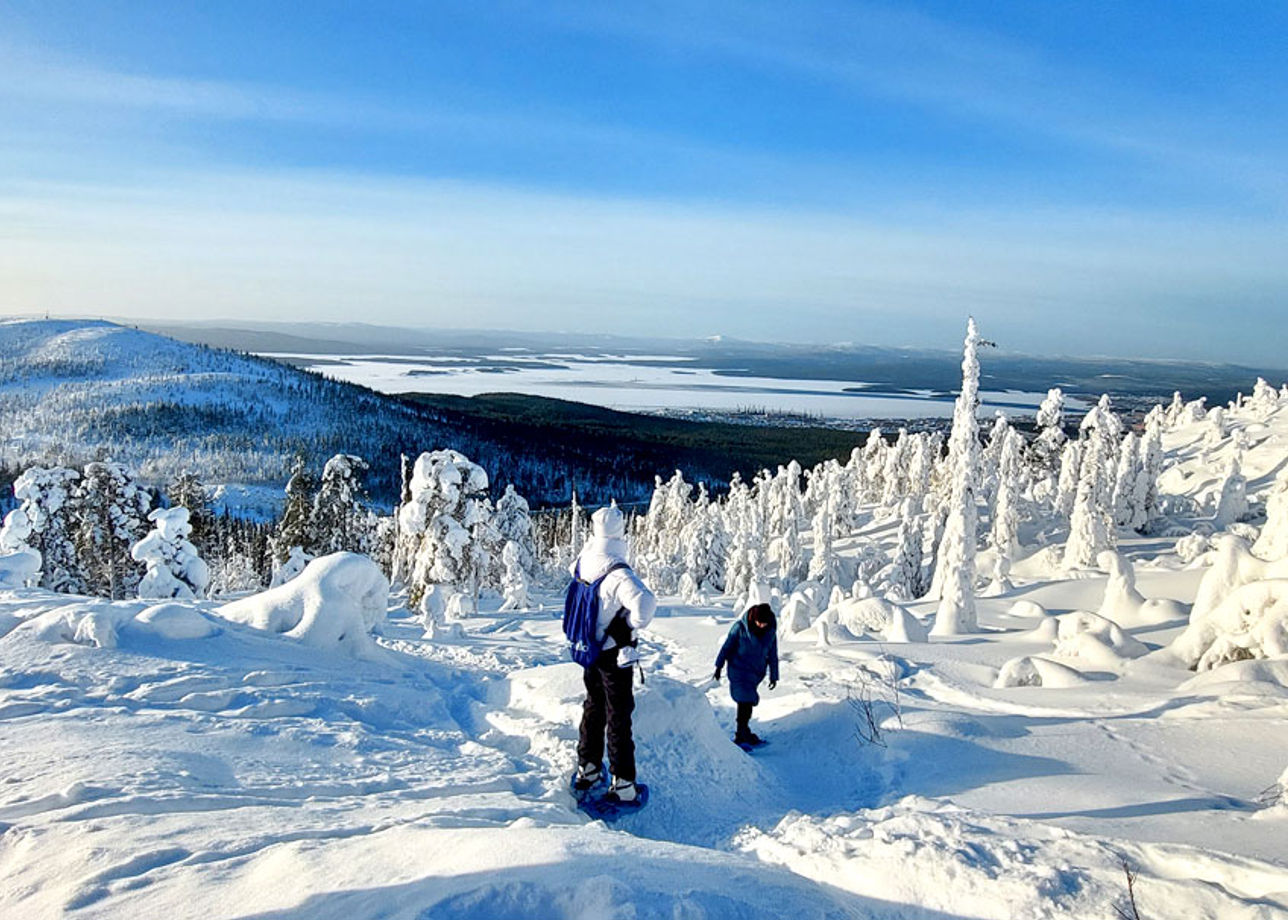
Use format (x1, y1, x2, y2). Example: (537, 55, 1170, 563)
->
(4, 378, 1288, 918)
(2, 560, 1286, 916)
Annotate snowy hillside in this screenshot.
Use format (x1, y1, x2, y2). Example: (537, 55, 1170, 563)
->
(0, 320, 684, 508)
(2, 359, 1288, 917)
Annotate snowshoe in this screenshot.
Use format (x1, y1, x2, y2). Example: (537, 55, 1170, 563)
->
(571, 777, 649, 821)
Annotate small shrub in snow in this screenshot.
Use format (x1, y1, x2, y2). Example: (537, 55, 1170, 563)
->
(132, 507, 210, 600)
(270, 545, 312, 588)
(1174, 533, 1210, 564)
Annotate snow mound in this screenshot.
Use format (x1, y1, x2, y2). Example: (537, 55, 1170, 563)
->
(1178, 657, 1288, 693)
(21, 604, 126, 649)
(1171, 578, 1288, 670)
(1051, 611, 1148, 662)
(0, 548, 41, 589)
(995, 656, 1087, 688)
(217, 552, 388, 658)
(132, 602, 220, 640)
(1095, 551, 1187, 626)
(824, 595, 920, 641)
(1191, 535, 1288, 622)
(1008, 599, 1048, 619)
(777, 590, 818, 636)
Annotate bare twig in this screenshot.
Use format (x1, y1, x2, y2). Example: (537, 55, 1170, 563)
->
(1112, 857, 1143, 920)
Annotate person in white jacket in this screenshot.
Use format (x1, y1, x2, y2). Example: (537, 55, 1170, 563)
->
(572, 503, 656, 803)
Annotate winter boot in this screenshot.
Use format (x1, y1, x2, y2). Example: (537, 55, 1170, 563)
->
(606, 777, 638, 803)
(573, 762, 603, 792)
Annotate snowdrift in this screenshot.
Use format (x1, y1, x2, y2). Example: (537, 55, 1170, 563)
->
(217, 552, 388, 657)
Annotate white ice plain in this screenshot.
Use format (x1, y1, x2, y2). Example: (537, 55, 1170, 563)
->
(2, 398, 1288, 917)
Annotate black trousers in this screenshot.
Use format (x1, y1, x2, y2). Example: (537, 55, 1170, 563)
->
(736, 701, 755, 732)
(577, 650, 636, 782)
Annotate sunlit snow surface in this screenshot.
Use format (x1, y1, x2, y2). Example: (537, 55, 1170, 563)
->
(273, 352, 1051, 418)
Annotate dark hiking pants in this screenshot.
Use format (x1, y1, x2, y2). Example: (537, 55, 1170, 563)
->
(736, 701, 754, 736)
(578, 650, 636, 782)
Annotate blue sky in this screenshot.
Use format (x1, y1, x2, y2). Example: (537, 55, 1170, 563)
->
(1, 1, 1285, 362)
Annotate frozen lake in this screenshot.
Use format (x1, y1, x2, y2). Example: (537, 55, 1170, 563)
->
(271, 352, 1054, 420)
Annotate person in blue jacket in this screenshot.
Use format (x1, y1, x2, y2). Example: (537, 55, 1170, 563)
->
(713, 603, 779, 746)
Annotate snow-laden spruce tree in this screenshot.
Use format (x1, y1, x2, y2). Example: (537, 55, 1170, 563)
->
(397, 449, 491, 608)
(165, 471, 213, 556)
(980, 413, 1011, 504)
(905, 432, 936, 515)
(1054, 440, 1081, 517)
(930, 317, 983, 636)
(1132, 406, 1165, 531)
(74, 460, 151, 599)
(880, 429, 912, 512)
(272, 456, 315, 565)
(12, 466, 82, 593)
(1034, 387, 1067, 464)
(1064, 432, 1114, 569)
(0, 508, 42, 588)
(493, 484, 537, 577)
(884, 497, 924, 601)
(207, 534, 264, 596)
(989, 427, 1024, 591)
(311, 454, 375, 556)
(1253, 469, 1288, 560)
(1111, 432, 1141, 528)
(498, 540, 531, 611)
(1213, 455, 1248, 528)
(132, 506, 210, 599)
(1246, 377, 1282, 419)
(807, 501, 844, 592)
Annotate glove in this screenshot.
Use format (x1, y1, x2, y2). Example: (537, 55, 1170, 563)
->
(768, 680, 777, 690)
(712, 669, 722, 683)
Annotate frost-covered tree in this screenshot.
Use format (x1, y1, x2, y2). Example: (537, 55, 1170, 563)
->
(270, 545, 312, 587)
(1111, 432, 1141, 528)
(1253, 469, 1288, 560)
(312, 454, 374, 556)
(1133, 406, 1165, 531)
(885, 498, 925, 601)
(498, 540, 531, 611)
(931, 317, 983, 636)
(493, 484, 537, 577)
(0, 508, 42, 588)
(272, 456, 315, 564)
(1034, 387, 1067, 465)
(1213, 455, 1248, 528)
(1064, 433, 1114, 569)
(207, 534, 264, 596)
(807, 502, 843, 592)
(990, 427, 1023, 564)
(398, 449, 491, 608)
(1054, 440, 1081, 517)
(165, 471, 213, 555)
(12, 466, 81, 593)
(132, 506, 210, 599)
(74, 460, 151, 599)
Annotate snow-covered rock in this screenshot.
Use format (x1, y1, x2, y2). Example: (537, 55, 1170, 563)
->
(217, 552, 389, 658)
(995, 655, 1086, 688)
(1050, 610, 1148, 662)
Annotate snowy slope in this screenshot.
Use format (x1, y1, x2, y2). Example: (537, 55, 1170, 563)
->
(2, 372, 1288, 918)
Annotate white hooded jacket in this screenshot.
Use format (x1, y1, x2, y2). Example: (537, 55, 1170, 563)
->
(570, 507, 656, 651)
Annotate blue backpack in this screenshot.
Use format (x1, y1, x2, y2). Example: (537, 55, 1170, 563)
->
(563, 561, 630, 667)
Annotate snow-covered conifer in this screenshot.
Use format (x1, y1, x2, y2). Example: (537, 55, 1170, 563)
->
(1213, 455, 1248, 528)
(1064, 434, 1114, 569)
(1253, 469, 1288, 560)
(807, 502, 843, 592)
(931, 317, 983, 636)
(990, 427, 1023, 563)
(74, 460, 151, 599)
(885, 498, 924, 601)
(311, 454, 374, 556)
(0, 508, 42, 588)
(498, 541, 531, 611)
(270, 545, 312, 587)
(1111, 432, 1141, 528)
(132, 506, 210, 599)
(166, 471, 213, 555)
(493, 484, 537, 577)
(1055, 440, 1081, 516)
(12, 466, 81, 593)
(272, 456, 315, 564)
(397, 450, 490, 608)
(1034, 387, 1067, 463)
